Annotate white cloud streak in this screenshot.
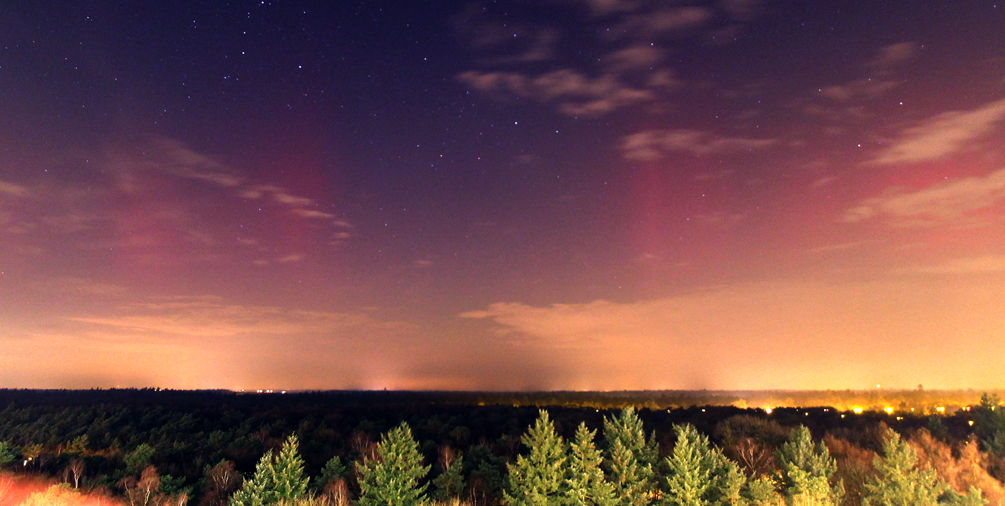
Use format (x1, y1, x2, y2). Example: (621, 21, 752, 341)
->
(872, 99, 1005, 164)
(844, 168, 1005, 226)
(621, 129, 777, 160)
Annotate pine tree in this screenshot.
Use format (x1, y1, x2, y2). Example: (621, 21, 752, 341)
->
(505, 410, 568, 506)
(357, 422, 430, 506)
(863, 428, 946, 506)
(230, 450, 275, 506)
(318, 456, 347, 490)
(229, 435, 309, 506)
(432, 446, 466, 501)
(776, 426, 842, 506)
(662, 424, 747, 506)
(603, 407, 658, 506)
(566, 423, 615, 506)
(272, 435, 309, 502)
(0, 441, 14, 468)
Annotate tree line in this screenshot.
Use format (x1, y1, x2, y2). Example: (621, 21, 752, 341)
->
(2, 392, 1005, 506)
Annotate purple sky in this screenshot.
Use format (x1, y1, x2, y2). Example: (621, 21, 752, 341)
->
(1, 0, 1004, 390)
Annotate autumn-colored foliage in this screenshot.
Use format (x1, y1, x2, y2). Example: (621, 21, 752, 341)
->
(910, 429, 1005, 506)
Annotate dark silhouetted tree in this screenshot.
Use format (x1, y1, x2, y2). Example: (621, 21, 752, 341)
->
(433, 446, 466, 501)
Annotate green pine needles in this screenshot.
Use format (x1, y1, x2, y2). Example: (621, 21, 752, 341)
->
(357, 422, 431, 506)
(567, 422, 616, 506)
(230, 434, 310, 506)
(777, 426, 843, 506)
(603, 407, 659, 506)
(505, 410, 568, 506)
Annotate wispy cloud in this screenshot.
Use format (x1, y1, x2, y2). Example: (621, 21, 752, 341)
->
(621, 129, 777, 160)
(871, 98, 1005, 164)
(0, 136, 355, 261)
(843, 167, 1005, 226)
(868, 42, 917, 69)
(290, 208, 337, 219)
(70, 295, 383, 338)
(456, 0, 765, 118)
(460, 278, 1005, 389)
(458, 69, 654, 117)
(905, 255, 1005, 274)
(0, 180, 30, 198)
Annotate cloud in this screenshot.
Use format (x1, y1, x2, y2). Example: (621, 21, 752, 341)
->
(807, 241, 872, 253)
(605, 45, 664, 72)
(639, 7, 714, 33)
(277, 254, 304, 263)
(0, 180, 30, 198)
(572, 0, 638, 16)
(109, 136, 246, 191)
(1, 136, 355, 261)
(869, 42, 917, 68)
(290, 208, 336, 219)
(460, 278, 1005, 389)
(906, 255, 1005, 274)
(621, 129, 777, 160)
(843, 168, 1005, 226)
(69, 296, 382, 338)
(458, 69, 654, 117)
(871, 99, 1005, 164)
(819, 79, 899, 101)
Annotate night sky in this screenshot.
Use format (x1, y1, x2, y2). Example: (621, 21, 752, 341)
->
(2, 0, 1004, 391)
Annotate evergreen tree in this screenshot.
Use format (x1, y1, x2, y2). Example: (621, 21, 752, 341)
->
(124, 443, 155, 475)
(776, 426, 842, 506)
(432, 447, 466, 501)
(974, 394, 1005, 454)
(863, 428, 946, 506)
(662, 424, 747, 506)
(318, 456, 347, 490)
(603, 407, 658, 506)
(229, 435, 309, 506)
(272, 435, 309, 502)
(357, 422, 430, 506)
(0, 441, 14, 469)
(230, 450, 276, 506)
(505, 410, 568, 506)
(742, 477, 782, 506)
(566, 423, 615, 506)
